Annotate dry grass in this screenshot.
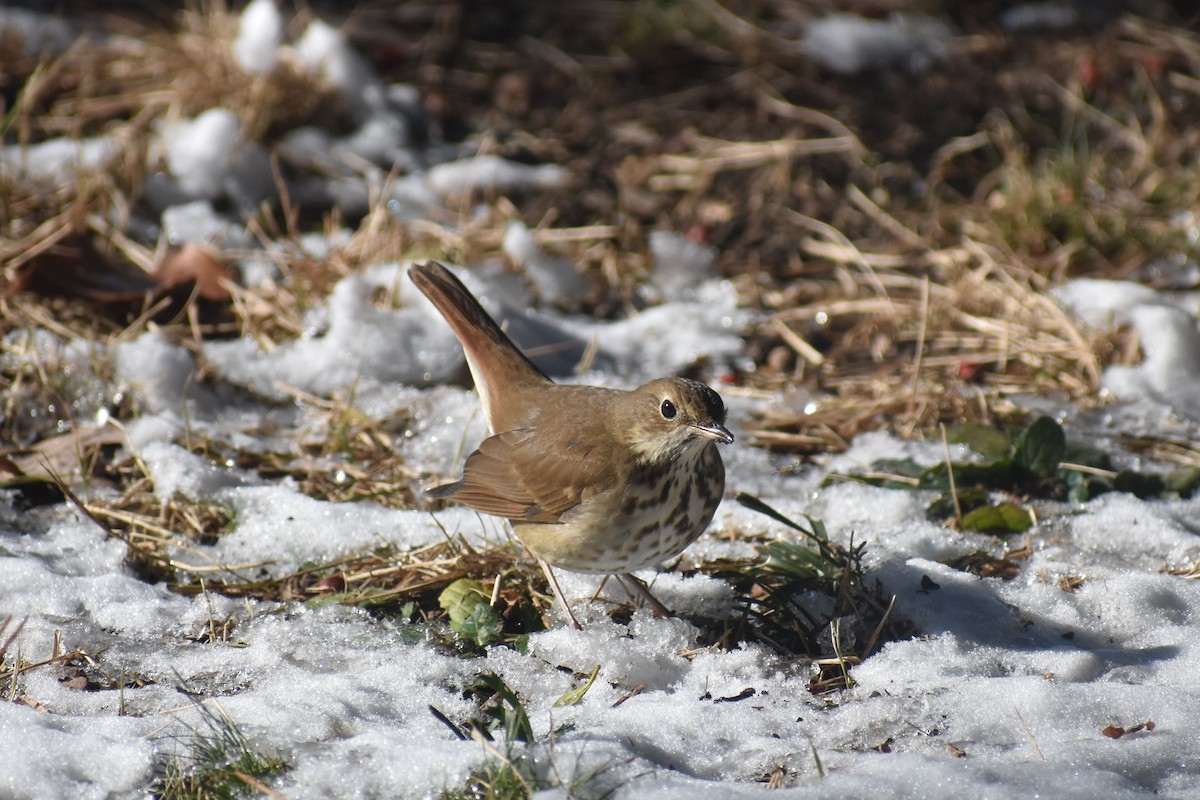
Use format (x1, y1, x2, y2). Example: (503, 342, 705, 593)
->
(6, 6, 1194, 442)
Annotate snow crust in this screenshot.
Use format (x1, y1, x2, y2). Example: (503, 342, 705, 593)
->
(803, 13, 954, 75)
(7, 270, 1200, 800)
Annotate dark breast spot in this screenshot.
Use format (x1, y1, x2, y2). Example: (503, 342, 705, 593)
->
(633, 523, 656, 542)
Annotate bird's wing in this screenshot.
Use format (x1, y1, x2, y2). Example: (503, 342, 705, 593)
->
(429, 428, 615, 523)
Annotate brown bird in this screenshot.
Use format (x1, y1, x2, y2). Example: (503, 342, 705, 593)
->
(410, 261, 733, 628)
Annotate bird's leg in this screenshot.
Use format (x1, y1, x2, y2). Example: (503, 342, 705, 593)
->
(617, 573, 675, 619)
(588, 574, 612, 604)
(538, 557, 582, 630)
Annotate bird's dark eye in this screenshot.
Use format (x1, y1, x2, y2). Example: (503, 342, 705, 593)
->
(660, 399, 677, 419)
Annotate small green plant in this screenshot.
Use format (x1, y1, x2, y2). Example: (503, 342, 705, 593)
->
(436, 670, 626, 800)
(440, 579, 504, 648)
(699, 495, 906, 694)
(433, 572, 545, 651)
(475, 673, 535, 745)
(152, 701, 289, 800)
(437, 673, 537, 800)
(443, 757, 534, 800)
(831, 416, 1200, 535)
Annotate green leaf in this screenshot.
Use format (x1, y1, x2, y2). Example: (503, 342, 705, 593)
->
(553, 664, 601, 707)
(1063, 467, 1111, 503)
(943, 423, 1011, 459)
(960, 503, 1034, 534)
(477, 674, 534, 743)
(455, 602, 502, 647)
(1013, 416, 1066, 478)
(439, 579, 501, 646)
(868, 458, 928, 478)
(925, 487, 990, 520)
(304, 594, 348, 609)
(918, 460, 1017, 492)
(736, 493, 824, 540)
(1164, 467, 1200, 497)
(762, 539, 837, 581)
(438, 578, 489, 627)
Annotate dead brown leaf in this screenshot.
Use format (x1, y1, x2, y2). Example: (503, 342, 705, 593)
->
(154, 242, 233, 302)
(1102, 720, 1156, 740)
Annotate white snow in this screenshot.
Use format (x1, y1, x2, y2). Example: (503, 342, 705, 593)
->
(802, 13, 955, 76)
(161, 108, 243, 200)
(8, 266, 1200, 798)
(153, 108, 273, 209)
(291, 19, 386, 120)
(0, 136, 117, 182)
(426, 154, 570, 195)
(203, 261, 467, 399)
(161, 200, 248, 248)
(503, 220, 588, 307)
(1054, 277, 1200, 420)
(648, 229, 718, 297)
(233, 0, 283, 75)
(1000, 3, 1081, 32)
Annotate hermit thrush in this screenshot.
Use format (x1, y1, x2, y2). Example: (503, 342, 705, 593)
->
(410, 261, 733, 628)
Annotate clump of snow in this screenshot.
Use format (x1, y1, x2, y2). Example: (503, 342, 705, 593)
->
(161, 200, 247, 248)
(155, 108, 273, 208)
(503, 220, 588, 307)
(561, 278, 746, 383)
(161, 108, 240, 199)
(234, 0, 283, 74)
(203, 260, 609, 402)
(1054, 278, 1200, 420)
(208, 487, 419, 575)
(1051, 277, 1162, 329)
(648, 229, 718, 297)
(1103, 304, 1200, 417)
(426, 155, 570, 195)
(803, 13, 955, 75)
(138, 441, 255, 502)
(204, 262, 466, 400)
(336, 114, 420, 169)
(113, 330, 211, 421)
(291, 19, 385, 120)
(0, 136, 117, 183)
(1000, 2, 1080, 32)
(111, 331, 291, 453)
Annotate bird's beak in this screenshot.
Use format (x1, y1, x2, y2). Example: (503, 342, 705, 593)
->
(694, 421, 734, 445)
